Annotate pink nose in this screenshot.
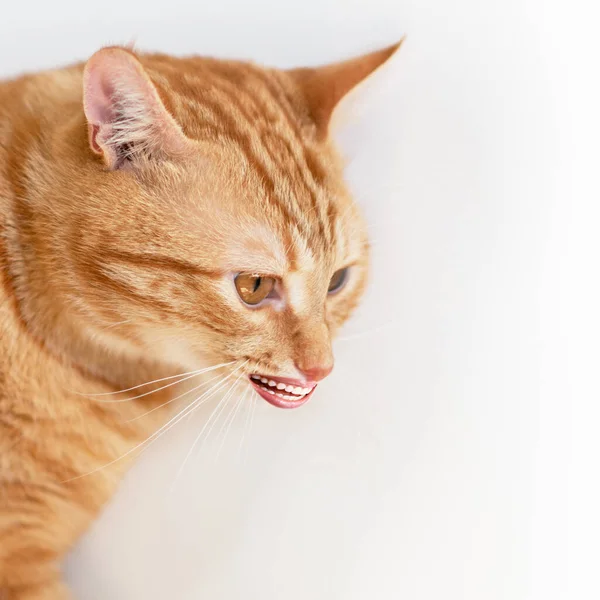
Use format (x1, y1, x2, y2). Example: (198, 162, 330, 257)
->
(294, 362, 334, 382)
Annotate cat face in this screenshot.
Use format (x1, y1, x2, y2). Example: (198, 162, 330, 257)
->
(74, 45, 399, 407)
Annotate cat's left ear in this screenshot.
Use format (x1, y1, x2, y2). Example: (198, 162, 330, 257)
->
(83, 47, 192, 169)
(288, 39, 404, 139)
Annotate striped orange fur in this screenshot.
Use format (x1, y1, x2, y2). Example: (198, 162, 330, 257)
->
(0, 42, 401, 598)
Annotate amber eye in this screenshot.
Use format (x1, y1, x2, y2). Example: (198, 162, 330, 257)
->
(234, 273, 276, 306)
(328, 267, 349, 294)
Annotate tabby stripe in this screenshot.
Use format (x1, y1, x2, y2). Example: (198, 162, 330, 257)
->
(207, 71, 322, 239)
(101, 250, 220, 279)
(88, 264, 179, 314)
(88, 265, 232, 334)
(327, 201, 339, 248)
(249, 67, 305, 142)
(208, 76, 330, 249)
(197, 93, 302, 231)
(151, 58, 335, 256)
(244, 69, 335, 249)
(258, 129, 330, 248)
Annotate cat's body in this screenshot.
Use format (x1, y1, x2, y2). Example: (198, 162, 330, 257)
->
(0, 44, 399, 598)
(0, 64, 172, 599)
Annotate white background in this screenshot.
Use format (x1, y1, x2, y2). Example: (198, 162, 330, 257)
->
(1, 1, 598, 599)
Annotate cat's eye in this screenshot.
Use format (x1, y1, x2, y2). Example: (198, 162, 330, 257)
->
(328, 268, 349, 294)
(234, 273, 276, 306)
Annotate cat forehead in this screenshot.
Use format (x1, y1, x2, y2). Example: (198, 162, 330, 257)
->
(220, 220, 322, 275)
(139, 136, 361, 273)
(159, 161, 347, 262)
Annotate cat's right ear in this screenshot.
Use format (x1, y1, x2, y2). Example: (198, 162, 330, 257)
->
(288, 40, 404, 140)
(83, 47, 192, 170)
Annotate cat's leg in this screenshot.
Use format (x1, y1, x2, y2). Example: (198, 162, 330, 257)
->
(0, 491, 99, 600)
(0, 533, 75, 600)
(0, 476, 108, 600)
(0, 410, 139, 600)
(0, 534, 71, 598)
(0, 482, 83, 599)
(1, 576, 71, 600)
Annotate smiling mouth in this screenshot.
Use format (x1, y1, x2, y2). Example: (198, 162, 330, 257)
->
(249, 375, 317, 409)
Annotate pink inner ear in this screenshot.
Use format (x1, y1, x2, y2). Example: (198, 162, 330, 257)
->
(84, 65, 121, 159)
(84, 65, 117, 125)
(88, 124, 102, 154)
(83, 47, 194, 168)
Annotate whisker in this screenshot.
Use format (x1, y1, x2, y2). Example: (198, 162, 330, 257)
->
(172, 373, 245, 483)
(122, 371, 225, 423)
(172, 367, 246, 437)
(86, 319, 134, 345)
(84, 361, 235, 403)
(196, 375, 244, 454)
(62, 361, 246, 483)
(62, 399, 200, 483)
(243, 392, 259, 465)
(237, 386, 253, 457)
(100, 319, 133, 331)
(81, 361, 235, 397)
(213, 385, 241, 451)
(215, 384, 247, 460)
(85, 371, 205, 404)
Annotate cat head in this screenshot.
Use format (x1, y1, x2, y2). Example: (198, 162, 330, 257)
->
(65, 43, 400, 407)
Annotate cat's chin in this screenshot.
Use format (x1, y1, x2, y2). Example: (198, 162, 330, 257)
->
(249, 375, 317, 409)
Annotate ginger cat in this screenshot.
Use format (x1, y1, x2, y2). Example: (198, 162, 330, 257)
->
(0, 42, 400, 598)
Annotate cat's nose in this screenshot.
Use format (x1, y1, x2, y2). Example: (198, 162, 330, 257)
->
(294, 361, 334, 382)
(292, 321, 334, 382)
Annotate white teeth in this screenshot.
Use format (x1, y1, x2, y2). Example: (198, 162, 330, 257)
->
(274, 391, 301, 401)
(252, 377, 314, 399)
